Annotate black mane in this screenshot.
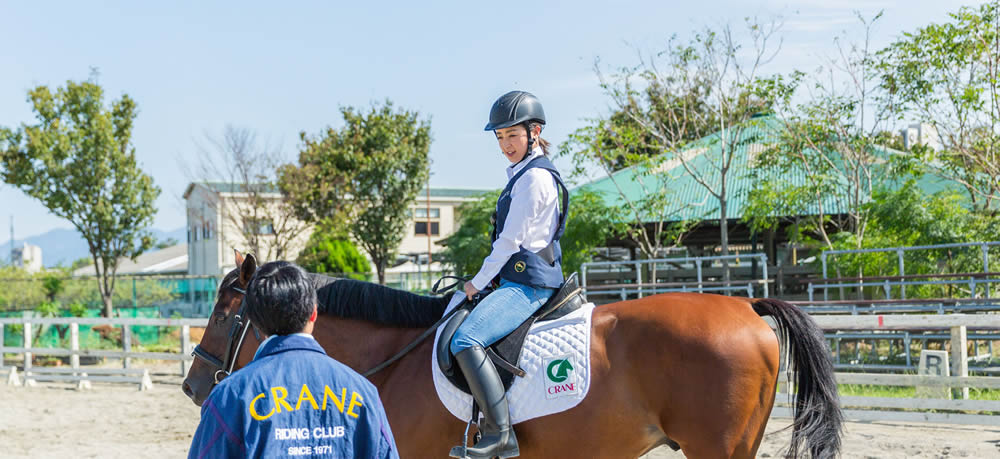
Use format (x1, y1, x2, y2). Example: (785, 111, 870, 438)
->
(310, 273, 448, 327)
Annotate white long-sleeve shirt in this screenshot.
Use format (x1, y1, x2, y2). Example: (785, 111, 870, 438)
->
(470, 148, 560, 290)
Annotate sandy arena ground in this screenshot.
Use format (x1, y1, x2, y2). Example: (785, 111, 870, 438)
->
(1, 374, 998, 458)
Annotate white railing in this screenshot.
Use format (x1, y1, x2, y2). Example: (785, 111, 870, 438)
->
(775, 313, 1000, 425)
(0, 317, 208, 379)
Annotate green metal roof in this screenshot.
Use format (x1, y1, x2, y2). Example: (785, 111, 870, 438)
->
(574, 115, 964, 223)
(427, 188, 492, 198)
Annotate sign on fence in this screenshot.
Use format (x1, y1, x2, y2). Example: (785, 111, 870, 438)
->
(916, 350, 950, 399)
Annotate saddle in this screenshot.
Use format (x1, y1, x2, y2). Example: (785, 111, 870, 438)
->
(436, 273, 584, 394)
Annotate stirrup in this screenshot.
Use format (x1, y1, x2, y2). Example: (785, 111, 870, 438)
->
(449, 416, 477, 459)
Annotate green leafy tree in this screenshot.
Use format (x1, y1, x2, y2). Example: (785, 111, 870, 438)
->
(566, 19, 782, 280)
(154, 237, 179, 250)
(823, 181, 997, 299)
(297, 221, 371, 280)
(280, 100, 431, 284)
(438, 189, 617, 279)
(752, 12, 909, 257)
(878, 2, 1000, 214)
(0, 77, 160, 317)
(70, 257, 93, 270)
(437, 191, 498, 277)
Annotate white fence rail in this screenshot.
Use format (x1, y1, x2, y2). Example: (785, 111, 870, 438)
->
(778, 313, 1000, 425)
(0, 317, 208, 380)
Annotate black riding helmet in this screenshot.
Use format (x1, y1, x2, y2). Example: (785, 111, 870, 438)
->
(484, 91, 546, 131)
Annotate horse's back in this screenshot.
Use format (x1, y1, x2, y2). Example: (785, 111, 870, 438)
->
(595, 292, 779, 361)
(586, 292, 781, 457)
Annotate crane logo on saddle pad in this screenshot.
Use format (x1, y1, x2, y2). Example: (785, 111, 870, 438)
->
(544, 355, 579, 399)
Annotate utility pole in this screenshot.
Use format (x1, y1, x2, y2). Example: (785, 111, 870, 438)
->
(426, 181, 433, 291)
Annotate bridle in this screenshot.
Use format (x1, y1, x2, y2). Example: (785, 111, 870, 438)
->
(191, 284, 260, 385)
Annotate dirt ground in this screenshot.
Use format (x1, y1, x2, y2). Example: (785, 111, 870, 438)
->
(1, 371, 998, 458)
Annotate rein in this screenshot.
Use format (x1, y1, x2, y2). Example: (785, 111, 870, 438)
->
(191, 285, 259, 385)
(195, 276, 472, 381)
(361, 275, 474, 378)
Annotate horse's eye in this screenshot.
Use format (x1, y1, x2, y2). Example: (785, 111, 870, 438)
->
(214, 313, 227, 325)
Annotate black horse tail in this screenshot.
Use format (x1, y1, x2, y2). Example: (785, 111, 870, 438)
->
(752, 298, 842, 459)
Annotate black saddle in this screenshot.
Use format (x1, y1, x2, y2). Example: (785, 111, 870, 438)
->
(436, 272, 585, 394)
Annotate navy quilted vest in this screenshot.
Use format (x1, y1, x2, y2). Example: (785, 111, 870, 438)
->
(491, 156, 569, 288)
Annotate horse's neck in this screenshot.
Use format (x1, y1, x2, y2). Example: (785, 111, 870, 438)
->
(312, 314, 423, 378)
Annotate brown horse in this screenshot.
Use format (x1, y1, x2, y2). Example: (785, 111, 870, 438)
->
(182, 253, 842, 458)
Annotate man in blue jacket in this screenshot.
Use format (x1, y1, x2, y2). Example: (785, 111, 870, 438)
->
(188, 261, 399, 458)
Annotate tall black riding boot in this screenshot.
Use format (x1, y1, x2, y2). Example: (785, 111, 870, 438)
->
(448, 346, 519, 459)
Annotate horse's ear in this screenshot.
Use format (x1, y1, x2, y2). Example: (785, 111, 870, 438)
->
(234, 249, 245, 267)
(239, 253, 258, 287)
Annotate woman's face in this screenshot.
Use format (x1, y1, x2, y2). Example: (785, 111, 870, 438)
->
(494, 124, 540, 164)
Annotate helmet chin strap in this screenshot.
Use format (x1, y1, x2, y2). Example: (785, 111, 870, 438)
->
(515, 123, 537, 166)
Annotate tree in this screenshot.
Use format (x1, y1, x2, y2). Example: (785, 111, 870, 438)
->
(297, 220, 371, 280)
(186, 126, 311, 262)
(438, 189, 617, 278)
(437, 192, 496, 278)
(822, 181, 997, 299)
(566, 19, 780, 279)
(70, 257, 93, 270)
(878, 2, 1000, 214)
(154, 237, 179, 250)
(280, 100, 431, 284)
(0, 77, 160, 317)
(752, 13, 909, 256)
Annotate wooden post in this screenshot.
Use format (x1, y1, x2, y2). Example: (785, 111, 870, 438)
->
(23, 322, 31, 374)
(70, 323, 79, 370)
(122, 324, 132, 369)
(950, 325, 969, 400)
(181, 325, 191, 378)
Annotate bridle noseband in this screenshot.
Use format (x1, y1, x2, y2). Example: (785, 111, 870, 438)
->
(191, 285, 260, 385)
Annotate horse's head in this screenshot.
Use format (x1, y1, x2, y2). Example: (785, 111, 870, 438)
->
(181, 250, 265, 406)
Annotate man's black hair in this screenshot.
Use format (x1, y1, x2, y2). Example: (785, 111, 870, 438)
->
(245, 261, 317, 336)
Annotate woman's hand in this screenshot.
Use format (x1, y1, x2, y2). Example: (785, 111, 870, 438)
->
(464, 282, 480, 300)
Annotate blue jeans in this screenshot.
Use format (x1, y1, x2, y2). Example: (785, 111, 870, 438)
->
(450, 279, 556, 355)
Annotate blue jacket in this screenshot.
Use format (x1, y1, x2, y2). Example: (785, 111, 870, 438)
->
(188, 334, 398, 459)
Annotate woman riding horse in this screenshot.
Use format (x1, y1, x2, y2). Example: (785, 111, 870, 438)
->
(451, 90, 570, 459)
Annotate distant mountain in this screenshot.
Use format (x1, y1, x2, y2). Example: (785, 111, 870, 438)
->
(1, 226, 186, 268)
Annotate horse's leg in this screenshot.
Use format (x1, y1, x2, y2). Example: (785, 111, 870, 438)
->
(608, 295, 781, 459)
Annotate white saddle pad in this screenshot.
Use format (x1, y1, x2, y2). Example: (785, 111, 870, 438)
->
(432, 293, 596, 424)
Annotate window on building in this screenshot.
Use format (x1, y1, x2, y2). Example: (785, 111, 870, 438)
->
(202, 222, 213, 240)
(414, 221, 440, 236)
(191, 226, 199, 242)
(412, 207, 441, 219)
(244, 219, 275, 235)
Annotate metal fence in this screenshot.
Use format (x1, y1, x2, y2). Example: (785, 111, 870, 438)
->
(581, 253, 769, 301)
(818, 241, 1000, 301)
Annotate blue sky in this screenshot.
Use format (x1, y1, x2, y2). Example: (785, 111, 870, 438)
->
(0, 0, 987, 241)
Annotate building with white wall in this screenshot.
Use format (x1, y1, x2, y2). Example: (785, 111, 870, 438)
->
(183, 182, 313, 276)
(12, 242, 42, 273)
(184, 182, 488, 278)
(901, 123, 942, 151)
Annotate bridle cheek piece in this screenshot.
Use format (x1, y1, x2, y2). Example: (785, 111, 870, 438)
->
(191, 285, 259, 385)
